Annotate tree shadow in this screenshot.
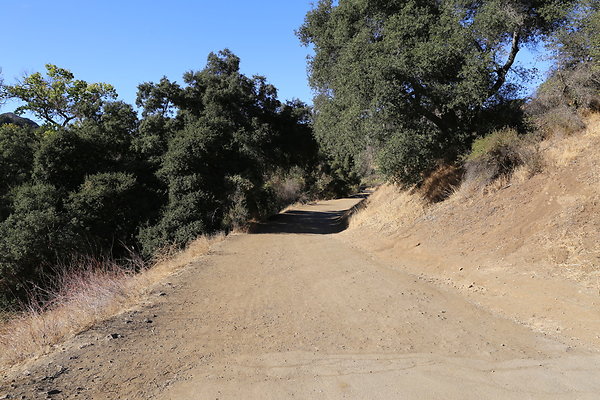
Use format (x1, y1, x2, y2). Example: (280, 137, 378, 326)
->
(252, 192, 370, 235)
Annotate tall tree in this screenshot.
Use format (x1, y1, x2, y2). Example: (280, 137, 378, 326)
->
(4, 64, 116, 127)
(299, 0, 575, 183)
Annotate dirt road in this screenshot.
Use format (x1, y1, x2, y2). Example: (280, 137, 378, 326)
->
(3, 197, 600, 399)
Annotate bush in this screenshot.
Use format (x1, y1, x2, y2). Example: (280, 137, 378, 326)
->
(33, 129, 99, 190)
(528, 62, 600, 137)
(0, 124, 37, 194)
(0, 184, 70, 309)
(463, 128, 543, 186)
(222, 175, 252, 230)
(267, 167, 306, 205)
(138, 190, 211, 257)
(67, 172, 142, 250)
(378, 129, 437, 186)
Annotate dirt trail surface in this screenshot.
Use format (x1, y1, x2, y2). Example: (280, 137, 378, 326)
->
(3, 196, 600, 399)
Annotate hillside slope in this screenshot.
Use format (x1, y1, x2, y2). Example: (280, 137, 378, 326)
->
(342, 114, 600, 349)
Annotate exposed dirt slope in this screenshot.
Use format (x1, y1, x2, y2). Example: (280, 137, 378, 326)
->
(343, 114, 600, 350)
(2, 196, 600, 399)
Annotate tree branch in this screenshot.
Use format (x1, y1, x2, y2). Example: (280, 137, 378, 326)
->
(406, 79, 450, 133)
(489, 30, 521, 96)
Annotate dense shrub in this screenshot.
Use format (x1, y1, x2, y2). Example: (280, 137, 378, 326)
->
(66, 172, 143, 249)
(378, 129, 438, 186)
(0, 184, 70, 307)
(0, 124, 38, 220)
(463, 128, 543, 186)
(0, 125, 37, 192)
(33, 129, 99, 190)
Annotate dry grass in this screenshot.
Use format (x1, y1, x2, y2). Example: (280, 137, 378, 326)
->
(544, 113, 600, 167)
(348, 184, 426, 234)
(361, 114, 600, 281)
(0, 233, 224, 369)
(417, 164, 463, 203)
(353, 115, 600, 236)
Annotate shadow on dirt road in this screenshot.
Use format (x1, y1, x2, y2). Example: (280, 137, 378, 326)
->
(251, 193, 369, 235)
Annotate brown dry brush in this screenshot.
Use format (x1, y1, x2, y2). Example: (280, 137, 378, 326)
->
(0, 234, 223, 368)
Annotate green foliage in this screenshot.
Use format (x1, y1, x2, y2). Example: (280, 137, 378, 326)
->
(0, 53, 353, 309)
(138, 50, 344, 255)
(299, 0, 575, 184)
(0, 183, 69, 307)
(131, 114, 176, 168)
(33, 129, 98, 190)
(466, 128, 520, 163)
(4, 64, 116, 127)
(549, 1, 600, 68)
(378, 128, 438, 185)
(141, 121, 227, 254)
(0, 124, 38, 197)
(66, 173, 142, 248)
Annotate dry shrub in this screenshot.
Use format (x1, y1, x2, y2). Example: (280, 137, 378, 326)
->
(544, 113, 600, 167)
(534, 105, 587, 138)
(274, 177, 304, 203)
(417, 164, 463, 203)
(348, 184, 426, 234)
(268, 167, 307, 205)
(0, 234, 224, 368)
(528, 62, 600, 138)
(461, 128, 544, 193)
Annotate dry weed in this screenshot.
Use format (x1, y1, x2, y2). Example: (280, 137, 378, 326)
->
(0, 234, 224, 369)
(417, 164, 463, 203)
(349, 184, 426, 234)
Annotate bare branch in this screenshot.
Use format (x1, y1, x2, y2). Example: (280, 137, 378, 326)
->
(489, 30, 521, 96)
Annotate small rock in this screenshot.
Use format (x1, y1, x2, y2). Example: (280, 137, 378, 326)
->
(47, 389, 61, 395)
(157, 292, 166, 297)
(144, 319, 153, 324)
(107, 333, 121, 340)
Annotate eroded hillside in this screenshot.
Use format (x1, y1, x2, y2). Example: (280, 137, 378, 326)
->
(342, 114, 600, 348)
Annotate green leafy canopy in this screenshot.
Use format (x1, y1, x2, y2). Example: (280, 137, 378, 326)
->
(298, 0, 576, 184)
(4, 64, 116, 127)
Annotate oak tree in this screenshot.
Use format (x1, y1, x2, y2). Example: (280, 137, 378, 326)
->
(299, 0, 575, 183)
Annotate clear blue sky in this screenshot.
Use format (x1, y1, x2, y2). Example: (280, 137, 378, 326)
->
(1, 0, 551, 118)
(1, 0, 316, 113)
